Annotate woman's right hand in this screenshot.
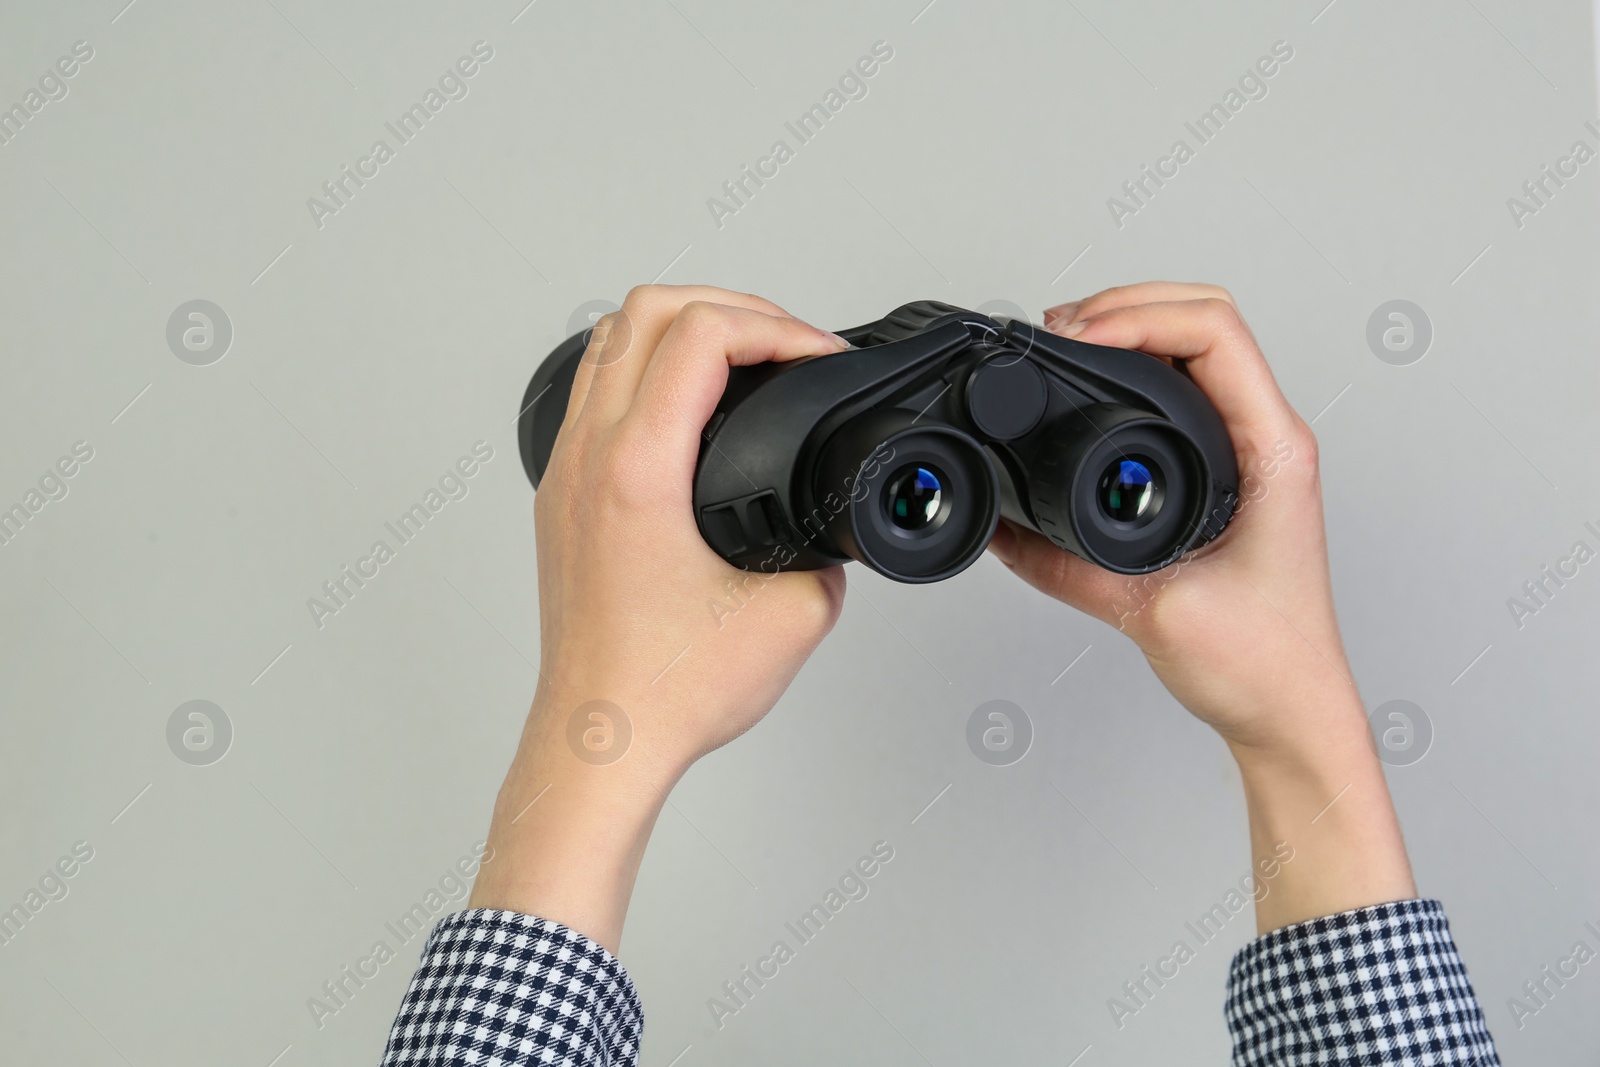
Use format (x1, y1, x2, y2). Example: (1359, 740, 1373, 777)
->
(987, 281, 1416, 932)
(989, 282, 1352, 756)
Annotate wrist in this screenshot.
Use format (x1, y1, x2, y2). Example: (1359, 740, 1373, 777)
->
(467, 691, 684, 953)
(528, 675, 701, 782)
(1223, 685, 1370, 780)
(1225, 697, 1418, 934)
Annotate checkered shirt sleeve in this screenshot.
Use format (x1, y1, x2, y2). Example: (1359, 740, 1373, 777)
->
(379, 909, 642, 1066)
(1226, 899, 1499, 1066)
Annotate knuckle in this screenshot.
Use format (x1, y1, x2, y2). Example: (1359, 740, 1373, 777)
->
(1137, 602, 1175, 648)
(792, 578, 845, 639)
(621, 284, 664, 312)
(586, 310, 620, 348)
(1135, 569, 1198, 645)
(677, 298, 722, 323)
(1194, 297, 1249, 342)
(1256, 419, 1319, 495)
(674, 300, 730, 341)
(1289, 419, 1320, 470)
(1196, 295, 1242, 326)
(786, 586, 833, 637)
(1127, 583, 1176, 645)
(619, 284, 676, 328)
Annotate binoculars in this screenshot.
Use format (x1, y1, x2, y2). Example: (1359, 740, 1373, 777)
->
(519, 301, 1239, 583)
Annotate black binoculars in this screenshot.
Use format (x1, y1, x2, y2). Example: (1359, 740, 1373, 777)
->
(519, 300, 1239, 583)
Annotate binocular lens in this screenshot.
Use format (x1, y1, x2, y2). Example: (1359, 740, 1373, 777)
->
(1097, 457, 1162, 524)
(1010, 405, 1204, 573)
(885, 464, 946, 533)
(814, 413, 998, 583)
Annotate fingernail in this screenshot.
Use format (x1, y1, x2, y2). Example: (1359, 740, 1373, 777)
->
(988, 520, 1016, 566)
(1043, 300, 1080, 325)
(1057, 319, 1087, 337)
(826, 331, 851, 348)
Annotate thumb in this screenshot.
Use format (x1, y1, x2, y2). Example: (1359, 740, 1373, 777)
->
(988, 519, 1138, 629)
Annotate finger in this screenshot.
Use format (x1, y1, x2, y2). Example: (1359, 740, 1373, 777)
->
(987, 520, 1131, 628)
(570, 285, 795, 427)
(1053, 298, 1300, 451)
(557, 312, 626, 438)
(623, 302, 846, 470)
(1044, 282, 1236, 329)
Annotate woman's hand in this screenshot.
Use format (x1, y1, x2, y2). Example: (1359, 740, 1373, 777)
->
(990, 282, 1346, 752)
(470, 286, 850, 950)
(989, 282, 1415, 932)
(533, 285, 850, 765)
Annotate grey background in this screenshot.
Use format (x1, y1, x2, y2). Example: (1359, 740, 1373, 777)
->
(2, 0, 1597, 1064)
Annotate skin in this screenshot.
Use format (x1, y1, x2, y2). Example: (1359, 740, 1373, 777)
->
(469, 286, 851, 951)
(469, 281, 1415, 950)
(1017, 282, 1416, 932)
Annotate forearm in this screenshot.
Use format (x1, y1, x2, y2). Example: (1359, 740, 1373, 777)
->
(1227, 695, 1415, 935)
(381, 690, 659, 1066)
(467, 687, 681, 954)
(1222, 714, 1500, 1066)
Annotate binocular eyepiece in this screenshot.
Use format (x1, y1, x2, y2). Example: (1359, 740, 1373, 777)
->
(519, 301, 1239, 584)
(812, 411, 1000, 583)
